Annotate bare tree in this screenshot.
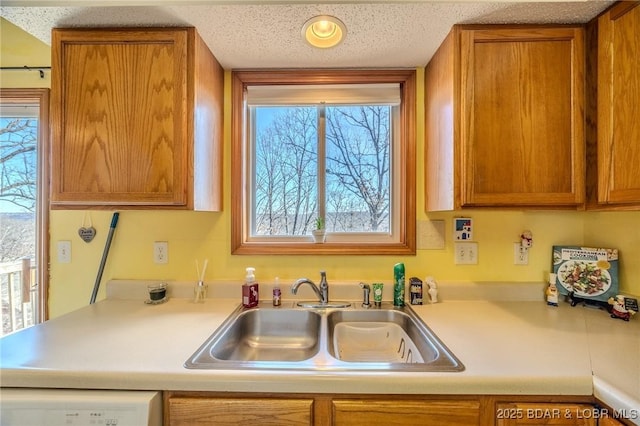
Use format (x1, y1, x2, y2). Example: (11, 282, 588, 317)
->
(0, 118, 37, 212)
(0, 215, 35, 262)
(255, 107, 317, 235)
(253, 105, 391, 235)
(325, 106, 390, 232)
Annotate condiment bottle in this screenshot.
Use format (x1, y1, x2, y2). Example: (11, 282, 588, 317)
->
(273, 277, 282, 306)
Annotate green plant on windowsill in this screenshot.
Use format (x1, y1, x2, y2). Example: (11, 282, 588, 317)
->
(312, 217, 326, 243)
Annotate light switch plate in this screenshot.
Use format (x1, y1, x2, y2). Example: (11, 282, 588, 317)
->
(57, 240, 71, 263)
(454, 242, 478, 265)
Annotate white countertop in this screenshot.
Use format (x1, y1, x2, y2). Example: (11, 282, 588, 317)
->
(0, 281, 638, 423)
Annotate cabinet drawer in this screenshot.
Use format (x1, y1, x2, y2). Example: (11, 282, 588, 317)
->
(168, 396, 314, 426)
(332, 399, 480, 426)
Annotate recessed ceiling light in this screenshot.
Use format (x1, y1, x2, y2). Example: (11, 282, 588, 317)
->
(302, 15, 346, 49)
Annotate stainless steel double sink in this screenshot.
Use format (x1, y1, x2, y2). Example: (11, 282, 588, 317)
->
(184, 302, 464, 372)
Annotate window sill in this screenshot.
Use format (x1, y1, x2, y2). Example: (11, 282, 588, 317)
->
(231, 241, 416, 256)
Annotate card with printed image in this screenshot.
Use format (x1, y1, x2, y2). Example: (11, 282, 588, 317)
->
(552, 246, 619, 303)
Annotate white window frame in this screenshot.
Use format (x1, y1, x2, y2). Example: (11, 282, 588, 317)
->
(246, 103, 400, 244)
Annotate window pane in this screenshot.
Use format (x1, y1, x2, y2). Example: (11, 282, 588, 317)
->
(325, 105, 391, 233)
(0, 112, 38, 335)
(0, 116, 38, 212)
(253, 106, 318, 236)
(251, 104, 392, 237)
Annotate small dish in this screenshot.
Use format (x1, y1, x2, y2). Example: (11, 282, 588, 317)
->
(146, 282, 168, 304)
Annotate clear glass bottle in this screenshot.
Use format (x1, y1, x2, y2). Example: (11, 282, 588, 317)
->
(194, 280, 207, 303)
(273, 277, 281, 306)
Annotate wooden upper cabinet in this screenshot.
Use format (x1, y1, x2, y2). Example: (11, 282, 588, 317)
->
(425, 25, 585, 211)
(51, 28, 223, 210)
(587, 2, 640, 209)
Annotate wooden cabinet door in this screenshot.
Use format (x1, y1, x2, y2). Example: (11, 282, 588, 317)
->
(596, 2, 640, 206)
(168, 397, 314, 426)
(51, 29, 189, 207)
(496, 403, 596, 425)
(598, 416, 625, 426)
(459, 27, 585, 207)
(332, 399, 480, 426)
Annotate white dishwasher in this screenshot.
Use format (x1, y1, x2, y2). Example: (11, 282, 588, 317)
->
(0, 388, 162, 426)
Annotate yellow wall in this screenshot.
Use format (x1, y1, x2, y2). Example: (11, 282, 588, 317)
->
(2, 21, 638, 318)
(583, 212, 640, 289)
(0, 18, 51, 88)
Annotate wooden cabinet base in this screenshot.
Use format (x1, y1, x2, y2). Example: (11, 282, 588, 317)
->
(165, 392, 600, 426)
(167, 396, 313, 426)
(496, 402, 597, 425)
(332, 399, 480, 426)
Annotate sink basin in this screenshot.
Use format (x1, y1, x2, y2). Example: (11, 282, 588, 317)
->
(185, 306, 321, 368)
(326, 307, 463, 371)
(327, 310, 435, 363)
(331, 321, 428, 363)
(185, 302, 464, 372)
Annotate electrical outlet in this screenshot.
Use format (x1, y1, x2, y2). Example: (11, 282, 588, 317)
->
(514, 243, 529, 265)
(454, 242, 478, 265)
(154, 241, 168, 264)
(57, 240, 71, 263)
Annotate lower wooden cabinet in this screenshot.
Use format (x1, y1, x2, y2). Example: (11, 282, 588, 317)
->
(332, 399, 480, 426)
(165, 392, 604, 426)
(167, 396, 314, 425)
(598, 417, 625, 426)
(496, 403, 596, 425)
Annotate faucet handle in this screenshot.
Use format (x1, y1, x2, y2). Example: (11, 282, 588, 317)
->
(359, 282, 371, 308)
(319, 271, 328, 286)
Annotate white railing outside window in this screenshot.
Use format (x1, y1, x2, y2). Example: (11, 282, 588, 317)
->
(0, 258, 38, 336)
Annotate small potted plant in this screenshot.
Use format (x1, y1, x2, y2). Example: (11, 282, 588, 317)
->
(312, 217, 326, 243)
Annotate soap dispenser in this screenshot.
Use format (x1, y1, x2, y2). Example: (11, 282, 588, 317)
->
(243, 267, 259, 308)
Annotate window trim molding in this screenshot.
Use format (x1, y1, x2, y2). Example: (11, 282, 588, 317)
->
(231, 69, 416, 255)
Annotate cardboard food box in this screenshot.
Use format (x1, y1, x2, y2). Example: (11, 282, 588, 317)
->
(552, 246, 619, 302)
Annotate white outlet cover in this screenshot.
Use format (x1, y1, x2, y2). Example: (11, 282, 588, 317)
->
(153, 241, 168, 264)
(514, 243, 529, 265)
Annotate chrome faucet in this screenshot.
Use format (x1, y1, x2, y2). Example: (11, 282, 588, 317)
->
(291, 271, 329, 305)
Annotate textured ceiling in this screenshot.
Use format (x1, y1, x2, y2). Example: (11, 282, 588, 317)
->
(0, 1, 614, 69)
